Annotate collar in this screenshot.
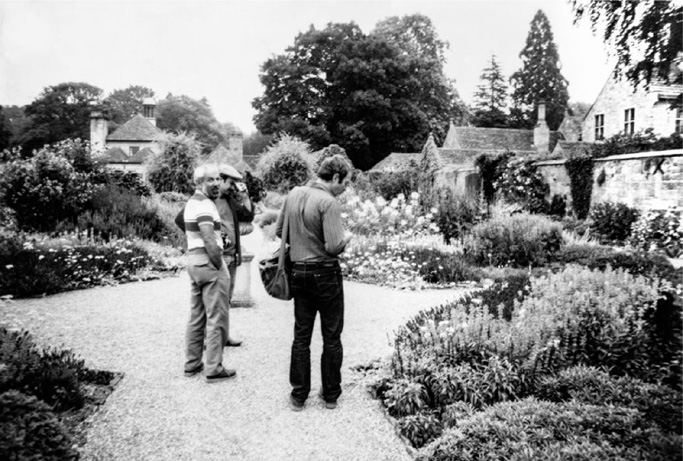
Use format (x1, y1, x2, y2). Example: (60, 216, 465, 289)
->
(307, 180, 333, 196)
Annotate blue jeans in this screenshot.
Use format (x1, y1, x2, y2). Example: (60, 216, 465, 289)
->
(289, 263, 344, 404)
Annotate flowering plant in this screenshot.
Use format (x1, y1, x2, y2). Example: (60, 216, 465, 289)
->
(627, 208, 682, 258)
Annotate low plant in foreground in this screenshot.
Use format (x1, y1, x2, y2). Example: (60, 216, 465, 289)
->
(628, 207, 682, 258)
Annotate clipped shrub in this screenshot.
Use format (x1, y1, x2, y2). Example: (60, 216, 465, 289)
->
(256, 134, 314, 193)
(434, 189, 483, 244)
(0, 391, 79, 461)
(407, 247, 479, 285)
(628, 208, 682, 258)
(565, 156, 593, 219)
(418, 398, 682, 461)
(146, 131, 201, 194)
(589, 201, 640, 243)
(463, 211, 563, 267)
(547, 194, 567, 218)
(535, 366, 682, 434)
(370, 167, 420, 201)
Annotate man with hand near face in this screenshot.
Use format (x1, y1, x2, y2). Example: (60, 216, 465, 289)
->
(182, 164, 235, 383)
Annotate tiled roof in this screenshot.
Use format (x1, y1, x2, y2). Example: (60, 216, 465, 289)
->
(107, 114, 161, 141)
(204, 144, 252, 172)
(130, 147, 154, 163)
(368, 153, 421, 172)
(242, 155, 261, 170)
(442, 126, 564, 153)
(102, 147, 127, 162)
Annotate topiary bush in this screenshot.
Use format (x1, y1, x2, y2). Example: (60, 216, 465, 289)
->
(565, 156, 594, 219)
(463, 211, 563, 267)
(256, 134, 314, 193)
(0, 391, 79, 461)
(589, 201, 640, 243)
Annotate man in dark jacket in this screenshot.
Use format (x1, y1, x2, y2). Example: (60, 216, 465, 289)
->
(176, 163, 254, 347)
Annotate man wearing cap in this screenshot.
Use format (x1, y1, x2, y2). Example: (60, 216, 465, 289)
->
(183, 164, 235, 382)
(215, 164, 254, 348)
(175, 163, 253, 347)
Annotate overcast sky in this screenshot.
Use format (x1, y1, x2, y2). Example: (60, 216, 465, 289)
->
(0, 0, 613, 134)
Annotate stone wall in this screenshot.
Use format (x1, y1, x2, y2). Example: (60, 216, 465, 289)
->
(535, 149, 683, 212)
(433, 165, 480, 198)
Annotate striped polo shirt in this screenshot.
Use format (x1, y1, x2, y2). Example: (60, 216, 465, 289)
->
(184, 191, 222, 251)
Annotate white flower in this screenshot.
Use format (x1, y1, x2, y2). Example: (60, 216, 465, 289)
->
(38, 255, 45, 260)
(5, 265, 13, 269)
(410, 192, 419, 200)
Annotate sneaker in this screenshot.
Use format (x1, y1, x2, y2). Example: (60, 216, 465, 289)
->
(205, 368, 237, 383)
(289, 395, 305, 412)
(318, 391, 337, 410)
(184, 363, 204, 378)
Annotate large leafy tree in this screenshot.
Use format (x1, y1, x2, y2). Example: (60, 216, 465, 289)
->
(471, 55, 509, 128)
(570, 0, 683, 89)
(510, 10, 569, 131)
(156, 94, 226, 155)
(104, 85, 155, 125)
(18, 82, 103, 154)
(253, 15, 465, 170)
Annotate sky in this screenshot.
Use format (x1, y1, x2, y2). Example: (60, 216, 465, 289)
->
(0, 0, 614, 134)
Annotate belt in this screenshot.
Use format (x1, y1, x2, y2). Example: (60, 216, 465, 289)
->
(292, 261, 338, 268)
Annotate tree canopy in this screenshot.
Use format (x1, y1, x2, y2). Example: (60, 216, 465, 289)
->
(19, 82, 104, 154)
(570, 0, 683, 89)
(104, 85, 155, 126)
(252, 14, 465, 170)
(155, 94, 227, 155)
(510, 10, 569, 131)
(471, 55, 509, 128)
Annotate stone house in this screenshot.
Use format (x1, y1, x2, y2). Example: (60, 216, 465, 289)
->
(90, 98, 162, 174)
(204, 133, 253, 172)
(582, 72, 682, 143)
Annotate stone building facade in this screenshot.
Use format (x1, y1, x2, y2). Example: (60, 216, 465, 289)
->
(582, 73, 682, 143)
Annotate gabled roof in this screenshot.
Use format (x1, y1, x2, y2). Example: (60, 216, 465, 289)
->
(102, 147, 127, 162)
(368, 153, 421, 173)
(442, 126, 564, 154)
(242, 154, 261, 170)
(107, 114, 161, 141)
(130, 147, 154, 163)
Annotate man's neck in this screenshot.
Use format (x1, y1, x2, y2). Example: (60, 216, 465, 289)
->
(313, 179, 333, 195)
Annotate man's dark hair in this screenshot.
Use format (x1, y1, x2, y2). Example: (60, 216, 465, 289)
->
(317, 155, 351, 181)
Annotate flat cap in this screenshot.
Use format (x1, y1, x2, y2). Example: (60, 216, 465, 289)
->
(218, 164, 242, 180)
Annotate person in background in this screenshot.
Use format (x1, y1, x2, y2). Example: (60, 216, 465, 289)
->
(275, 155, 353, 411)
(215, 164, 254, 346)
(182, 164, 235, 383)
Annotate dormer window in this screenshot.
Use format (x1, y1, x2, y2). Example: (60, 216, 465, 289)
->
(595, 114, 605, 140)
(624, 108, 635, 135)
(130, 146, 140, 156)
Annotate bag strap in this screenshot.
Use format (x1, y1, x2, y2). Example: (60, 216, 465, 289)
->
(278, 188, 311, 269)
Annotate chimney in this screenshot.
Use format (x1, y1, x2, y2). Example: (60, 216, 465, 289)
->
(90, 110, 108, 153)
(227, 132, 244, 161)
(142, 98, 156, 126)
(534, 101, 550, 154)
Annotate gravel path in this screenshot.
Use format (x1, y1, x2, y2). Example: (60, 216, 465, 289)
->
(1, 229, 468, 461)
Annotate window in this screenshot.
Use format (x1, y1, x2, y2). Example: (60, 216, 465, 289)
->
(624, 108, 635, 135)
(595, 114, 605, 140)
(676, 108, 682, 135)
(130, 146, 140, 156)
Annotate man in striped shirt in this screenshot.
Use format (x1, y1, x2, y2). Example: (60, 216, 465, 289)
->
(183, 164, 236, 383)
(276, 155, 353, 411)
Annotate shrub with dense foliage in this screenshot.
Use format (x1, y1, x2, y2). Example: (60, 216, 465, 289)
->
(589, 201, 640, 243)
(145, 131, 201, 194)
(463, 209, 563, 267)
(565, 156, 593, 219)
(367, 167, 420, 201)
(434, 189, 483, 244)
(628, 208, 682, 258)
(590, 129, 682, 159)
(493, 157, 549, 214)
(256, 134, 314, 193)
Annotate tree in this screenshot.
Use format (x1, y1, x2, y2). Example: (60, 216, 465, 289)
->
(570, 0, 683, 89)
(243, 131, 274, 157)
(253, 15, 465, 170)
(104, 85, 155, 125)
(0, 106, 12, 151)
(145, 131, 202, 194)
(18, 82, 103, 154)
(510, 10, 569, 130)
(1, 105, 30, 151)
(256, 133, 314, 193)
(156, 94, 226, 155)
(471, 55, 509, 128)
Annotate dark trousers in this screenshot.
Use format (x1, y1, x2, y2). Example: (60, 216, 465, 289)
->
(289, 264, 344, 404)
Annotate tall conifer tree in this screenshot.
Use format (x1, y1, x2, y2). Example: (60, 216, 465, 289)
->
(510, 10, 569, 130)
(472, 55, 509, 128)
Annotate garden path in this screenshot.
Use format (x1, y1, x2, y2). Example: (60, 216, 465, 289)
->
(1, 228, 469, 461)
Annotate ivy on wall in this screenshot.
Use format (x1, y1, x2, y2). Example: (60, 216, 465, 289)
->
(565, 157, 594, 219)
(475, 151, 512, 203)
